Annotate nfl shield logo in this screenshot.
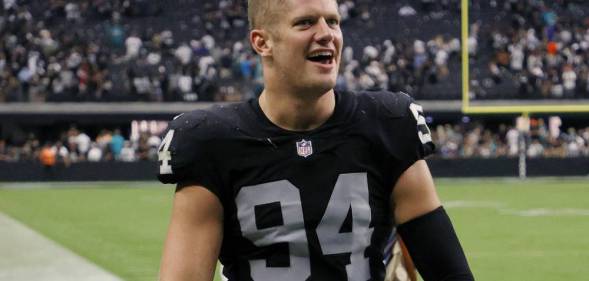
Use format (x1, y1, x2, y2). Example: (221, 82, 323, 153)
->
(296, 139, 313, 158)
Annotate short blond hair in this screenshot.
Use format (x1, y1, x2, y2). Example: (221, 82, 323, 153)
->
(247, 0, 287, 30)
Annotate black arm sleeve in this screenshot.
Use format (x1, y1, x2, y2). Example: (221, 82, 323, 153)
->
(397, 206, 474, 281)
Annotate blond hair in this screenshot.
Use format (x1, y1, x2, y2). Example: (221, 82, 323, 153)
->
(248, 0, 289, 30)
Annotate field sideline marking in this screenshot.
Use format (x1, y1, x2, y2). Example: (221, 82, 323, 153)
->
(1, 177, 588, 189)
(444, 200, 505, 209)
(0, 181, 162, 189)
(0, 212, 123, 281)
(445, 200, 589, 217)
(435, 176, 589, 184)
(500, 208, 589, 217)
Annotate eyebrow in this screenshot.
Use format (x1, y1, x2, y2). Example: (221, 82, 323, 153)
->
(290, 12, 341, 23)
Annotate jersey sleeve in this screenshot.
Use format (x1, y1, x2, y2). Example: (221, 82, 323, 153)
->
(157, 111, 222, 197)
(373, 91, 436, 177)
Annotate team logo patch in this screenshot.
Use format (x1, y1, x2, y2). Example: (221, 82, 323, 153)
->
(296, 139, 313, 158)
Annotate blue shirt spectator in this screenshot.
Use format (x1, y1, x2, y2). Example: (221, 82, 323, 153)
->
(110, 129, 125, 159)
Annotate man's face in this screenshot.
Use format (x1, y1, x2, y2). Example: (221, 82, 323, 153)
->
(266, 0, 343, 95)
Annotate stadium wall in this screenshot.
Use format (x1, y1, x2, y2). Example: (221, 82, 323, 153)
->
(1, 158, 588, 182)
(0, 162, 157, 182)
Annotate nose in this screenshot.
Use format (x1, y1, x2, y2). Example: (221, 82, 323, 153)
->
(315, 18, 334, 44)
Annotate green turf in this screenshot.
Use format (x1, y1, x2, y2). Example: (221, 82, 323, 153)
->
(435, 178, 589, 281)
(0, 183, 174, 281)
(1, 178, 588, 281)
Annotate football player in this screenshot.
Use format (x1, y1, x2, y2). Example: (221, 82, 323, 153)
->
(158, 0, 474, 280)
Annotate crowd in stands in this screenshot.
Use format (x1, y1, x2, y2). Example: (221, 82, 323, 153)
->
(0, 0, 561, 102)
(470, 0, 589, 99)
(3, 1, 589, 102)
(435, 118, 589, 158)
(0, 126, 161, 164)
(1, 119, 588, 165)
(0, 0, 245, 102)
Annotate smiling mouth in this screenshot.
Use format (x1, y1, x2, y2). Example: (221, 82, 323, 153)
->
(307, 53, 334, 65)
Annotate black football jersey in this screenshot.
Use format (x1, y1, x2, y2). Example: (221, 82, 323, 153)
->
(157, 90, 434, 281)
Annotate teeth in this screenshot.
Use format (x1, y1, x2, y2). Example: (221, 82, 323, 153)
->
(308, 51, 333, 58)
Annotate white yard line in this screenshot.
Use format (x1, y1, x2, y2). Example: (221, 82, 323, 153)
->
(0, 181, 161, 189)
(0, 212, 123, 281)
(445, 200, 589, 217)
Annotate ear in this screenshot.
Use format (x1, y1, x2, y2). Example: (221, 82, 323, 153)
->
(250, 29, 272, 57)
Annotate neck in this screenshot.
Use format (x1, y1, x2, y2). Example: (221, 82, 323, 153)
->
(258, 88, 336, 131)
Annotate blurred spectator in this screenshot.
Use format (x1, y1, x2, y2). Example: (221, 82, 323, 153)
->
(21, 134, 40, 161)
(0, 139, 10, 161)
(119, 141, 136, 162)
(147, 133, 161, 159)
(96, 129, 112, 149)
(3, 0, 16, 11)
(125, 33, 142, 60)
(110, 129, 125, 160)
(527, 140, 545, 158)
(506, 126, 520, 156)
(72, 127, 91, 160)
(39, 142, 56, 168)
(87, 143, 103, 162)
(52, 140, 71, 167)
(135, 133, 151, 160)
(399, 5, 417, 17)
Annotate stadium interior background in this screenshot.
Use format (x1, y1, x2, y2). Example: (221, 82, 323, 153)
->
(1, 0, 589, 179)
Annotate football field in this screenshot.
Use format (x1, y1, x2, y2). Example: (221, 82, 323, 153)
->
(0, 178, 588, 281)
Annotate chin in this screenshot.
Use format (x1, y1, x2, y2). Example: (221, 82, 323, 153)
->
(317, 74, 338, 88)
(307, 79, 336, 95)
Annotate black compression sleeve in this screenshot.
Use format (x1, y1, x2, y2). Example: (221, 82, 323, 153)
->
(397, 206, 474, 281)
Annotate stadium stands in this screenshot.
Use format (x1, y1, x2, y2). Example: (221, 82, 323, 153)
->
(434, 120, 589, 158)
(0, 0, 589, 102)
(1, 0, 589, 171)
(1, 120, 588, 163)
(470, 0, 589, 100)
(5, 0, 588, 102)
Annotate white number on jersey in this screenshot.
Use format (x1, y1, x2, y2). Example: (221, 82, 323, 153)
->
(158, 130, 175, 175)
(236, 180, 310, 281)
(409, 103, 433, 145)
(316, 173, 373, 281)
(236, 173, 373, 281)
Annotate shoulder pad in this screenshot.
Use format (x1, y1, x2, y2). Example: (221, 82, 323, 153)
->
(167, 110, 209, 131)
(168, 107, 236, 141)
(359, 90, 413, 118)
(157, 109, 219, 184)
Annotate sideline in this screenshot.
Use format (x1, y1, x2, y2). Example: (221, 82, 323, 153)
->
(0, 212, 123, 281)
(445, 200, 589, 217)
(0, 181, 162, 189)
